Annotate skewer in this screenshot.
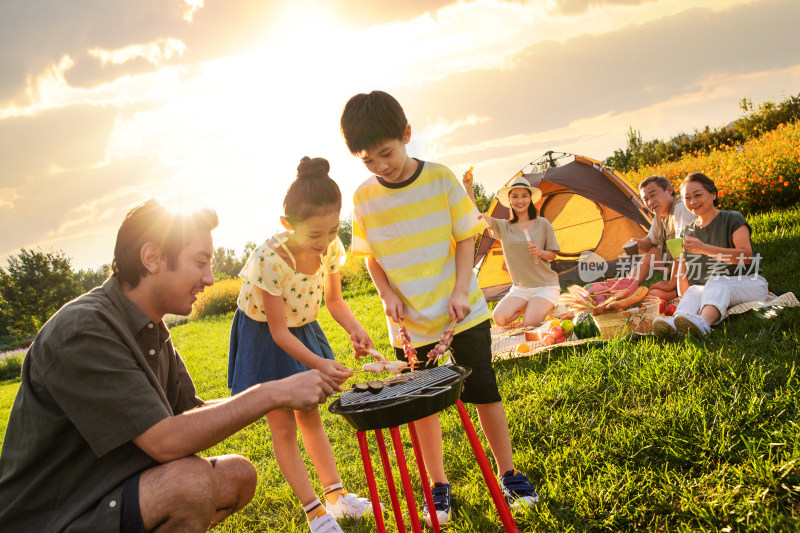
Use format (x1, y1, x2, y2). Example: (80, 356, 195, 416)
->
(424, 318, 459, 368)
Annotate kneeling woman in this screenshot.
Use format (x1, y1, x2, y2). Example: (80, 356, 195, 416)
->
(653, 172, 768, 338)
(464, 172, 561, 327)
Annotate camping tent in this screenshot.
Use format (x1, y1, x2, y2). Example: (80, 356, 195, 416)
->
(475, 152, 653, 301)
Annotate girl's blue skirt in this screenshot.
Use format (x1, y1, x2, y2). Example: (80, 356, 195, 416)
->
(227, 309, 335, 395)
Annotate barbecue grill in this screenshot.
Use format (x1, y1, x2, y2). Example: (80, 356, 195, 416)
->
(328, 364, 519, 533)
(329, 365, 471, 431)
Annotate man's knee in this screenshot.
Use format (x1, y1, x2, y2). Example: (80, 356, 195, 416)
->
(168, 456, 221, 506)
(139, 456, 220, 531)
(214, 455, 258, 507)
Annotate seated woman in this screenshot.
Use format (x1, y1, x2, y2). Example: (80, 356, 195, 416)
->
(464, 171, 561, 327)
(653, 172, 768, 338)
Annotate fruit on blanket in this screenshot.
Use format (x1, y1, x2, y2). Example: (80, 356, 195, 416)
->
(515, 342, 532, 353)
(547, 319, 561, 330)
(542, 334, 556, 346)
(664, 304, 676, 316)
(561, 319, 574, 334)
(549, 325, 564, 338)
(573, 311, 599, 339)
(658, 299, 667, 314)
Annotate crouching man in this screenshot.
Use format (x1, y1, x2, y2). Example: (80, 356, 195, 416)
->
(0, 199, 338, 532)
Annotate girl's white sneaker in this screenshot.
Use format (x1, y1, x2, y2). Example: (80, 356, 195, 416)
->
(308, 512, 343, 533)
(326, 491, 381, 519)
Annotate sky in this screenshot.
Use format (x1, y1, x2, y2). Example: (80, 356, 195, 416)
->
(1, 0, 799, 270)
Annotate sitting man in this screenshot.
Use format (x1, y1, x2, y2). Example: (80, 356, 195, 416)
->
(0, 199, 338, 532)
(631, 175, 696, 300)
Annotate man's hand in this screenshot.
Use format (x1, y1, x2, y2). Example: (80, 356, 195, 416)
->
(272, 370, 339, 410)
(350, 327, 374, 358)
(316, 359, 353, 386)
(649, 280, 671, 291)
(634, 237, 650, 252)
(447, 291, 471, 322)
(381, 291, 404, 323)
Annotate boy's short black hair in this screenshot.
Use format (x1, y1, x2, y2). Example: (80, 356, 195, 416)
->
(340, 91, 407, 154)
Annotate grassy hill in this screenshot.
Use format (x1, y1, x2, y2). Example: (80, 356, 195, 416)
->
(1, 206, 798, 532)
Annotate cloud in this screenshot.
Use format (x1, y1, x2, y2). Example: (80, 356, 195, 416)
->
(555, 0, 655, 16)
(327, 0, 455, 27)
(0, 155, 170, 262)
(0, 104, 119, 188)
(404, 0, 800, 154)
(0, 0, 282, 105)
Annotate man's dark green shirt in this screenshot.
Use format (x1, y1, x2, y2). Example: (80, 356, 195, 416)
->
(0, 277, 203, 531)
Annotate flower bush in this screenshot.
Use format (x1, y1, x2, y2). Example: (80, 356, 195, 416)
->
(190, 277, 243, 320)
(623, 121, 800, 214)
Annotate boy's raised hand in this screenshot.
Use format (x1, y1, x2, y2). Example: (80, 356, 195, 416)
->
(447, 290, 471, 322)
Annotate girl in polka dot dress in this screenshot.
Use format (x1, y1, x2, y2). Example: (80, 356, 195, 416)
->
(228, 157, 378, 532)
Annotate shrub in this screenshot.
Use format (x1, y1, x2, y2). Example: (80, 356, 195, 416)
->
(622, 121, 800, 214)
(190, 278, 243, 320)
(0, 353, 24, 381)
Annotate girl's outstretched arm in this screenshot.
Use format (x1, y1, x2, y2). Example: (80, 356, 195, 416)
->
(261, 289, 353, 384)
(324, 271, 373, 357)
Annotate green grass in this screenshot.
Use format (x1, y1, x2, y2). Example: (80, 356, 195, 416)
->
(1, 206, 798, 532)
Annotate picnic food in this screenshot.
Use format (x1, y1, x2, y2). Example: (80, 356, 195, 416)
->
(397, 322, 418, 370)
(560, 319, 574, 334)
(572, 311, 599, 339)
(426, 319, 458, 363)
(367, 380, 384, 393)
(524, 330, 540, 341)
(515, 342, 532, 353)
(664, 304, 676, 316)
(593, 286, 649, 315)
(361, 360, 408, 375)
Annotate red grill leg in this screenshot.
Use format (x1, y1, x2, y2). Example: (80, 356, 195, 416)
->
(390, 426, 423, 533)
(374, 429, 405, 533)
(356, 430, 386, 533)
(455, 400, 519, 533)
(407, 421, 440, 533)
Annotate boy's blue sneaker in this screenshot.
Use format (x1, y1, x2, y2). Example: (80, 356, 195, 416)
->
(499, 469, 539, 509)
(422, 482, 452, 526)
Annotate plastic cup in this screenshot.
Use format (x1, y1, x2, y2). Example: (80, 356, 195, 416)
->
(623, 239, 638, 256)
(666, 237, 684, 258)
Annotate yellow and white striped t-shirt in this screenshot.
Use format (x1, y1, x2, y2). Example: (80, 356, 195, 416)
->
(352, 160, 490, 347)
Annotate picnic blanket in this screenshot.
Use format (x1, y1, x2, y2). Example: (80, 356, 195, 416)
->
(491, 291, 798, 361)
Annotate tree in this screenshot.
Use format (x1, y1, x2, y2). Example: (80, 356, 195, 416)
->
(0, 248, 82, 336)
(211, 242, 256, 280)
(338, 216, 353, 249)
(472, 181, 495, 213)
(75, 265, 110, 292)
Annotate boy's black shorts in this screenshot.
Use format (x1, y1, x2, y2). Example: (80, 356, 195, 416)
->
(394, 319, 501, 404)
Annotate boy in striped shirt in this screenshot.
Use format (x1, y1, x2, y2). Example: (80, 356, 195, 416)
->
(340, 90, 539, 525)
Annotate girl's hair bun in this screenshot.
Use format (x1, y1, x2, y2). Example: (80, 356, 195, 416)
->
(297, 156, 330, 180)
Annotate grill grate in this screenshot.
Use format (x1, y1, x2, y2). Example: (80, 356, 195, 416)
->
(340, 365, 460, 408)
